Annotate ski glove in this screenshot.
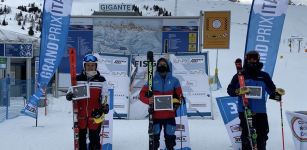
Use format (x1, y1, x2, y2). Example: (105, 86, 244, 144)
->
(66, 92, 75, 101)
(91, 104, 109, 119)
(235, 86, 250, 95)
(269, 88, 285, 102)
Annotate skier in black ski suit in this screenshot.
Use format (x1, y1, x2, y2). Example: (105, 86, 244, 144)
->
(66, 54, 109, 150)
(227, 51, 285, 150)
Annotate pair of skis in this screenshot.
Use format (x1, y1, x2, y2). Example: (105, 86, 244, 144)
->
(235, 58, 258, 150)
(147, 51, 154, 150)
(69, 48, 79, 150)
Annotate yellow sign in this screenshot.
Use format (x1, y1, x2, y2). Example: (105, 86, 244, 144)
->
(189, 33, 197, 43)
(203, 11, 230, 49)
(189, 44, 197, 51)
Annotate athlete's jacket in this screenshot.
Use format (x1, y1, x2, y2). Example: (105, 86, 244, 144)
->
(139, 58, 183, 119)
(68, 70, 109, 130)
(227, 63, 276, 113)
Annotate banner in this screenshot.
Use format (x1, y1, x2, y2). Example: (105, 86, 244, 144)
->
(95, 53, 130, 119)
(128, 54, 167, 119)
(169, 53, 212, 117)
(58, 18, 94, 87)
(244, 0, 289, 77)
(21, 0, 73, 118)
(159, 103, 191, 150)
(286, 111, 307, 150)
(162, 19, 199, 53)
(216, 96, 242, 150)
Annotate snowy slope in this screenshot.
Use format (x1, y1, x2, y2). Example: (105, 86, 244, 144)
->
(0, 0, 307, 150)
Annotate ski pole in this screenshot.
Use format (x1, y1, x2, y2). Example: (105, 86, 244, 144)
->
(180, 95, 182, 150)
(280, 101, 285, 150)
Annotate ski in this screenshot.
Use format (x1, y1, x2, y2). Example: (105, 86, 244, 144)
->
(147, 51, 154, 150)
(235, 58, 258, 150)
(69, 48, 79, 150)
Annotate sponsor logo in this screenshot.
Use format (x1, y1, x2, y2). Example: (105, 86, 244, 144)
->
(114, 93, 126, 97)
(176, 136, 187, 142)
(100, 70, 111, 76)
(167, 80, 172, 84)
(112, 71, 127, 76)
(103, 120, 109, 128)
(190, 92, 206, 97)
(134, 60, 157, 68)
(154, 81, 159, 84)
(108, 81, 118, 88)
(191, 103, 206, 108)
(190, 69, 205, 75)
(182, 80, 197, 86)
(113, 59, 127, 65)
(190, 58, 204, 63)
(173, 58, 188, 64)
(131, 95, 140, 100)
(175, 124, 185, 132)
(100, 58, 112, 64)
(114, 105, 125, 109)
(233, 136, 241, 143)
(102, 132, 109, 138)
(230, 124, 242, 133)
(188, 20, 197, 24)
(173, 70, 189, 76)
(291, 117, 307, 142)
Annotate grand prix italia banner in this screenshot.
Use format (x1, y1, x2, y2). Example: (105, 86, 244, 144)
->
(21, 0, 73, 118)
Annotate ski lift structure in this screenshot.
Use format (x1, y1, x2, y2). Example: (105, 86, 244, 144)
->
(288, 36, 304, 52)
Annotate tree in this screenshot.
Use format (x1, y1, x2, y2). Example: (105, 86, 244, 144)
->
(2, 18, 6, 26)
(4, 5, 6, 13)
(18, 19, 21, 25)
(23, 19, 25, 25)
(21, 25, 24, 30)
(28, 26, 34, 36)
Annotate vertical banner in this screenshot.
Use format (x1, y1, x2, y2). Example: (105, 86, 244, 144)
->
(216, 96, 242, 150)
(162, 19, 199, 53)
(128, 54, 167, 119)
(286, 111, 307, 150)
(169, 53, 212, 117)
(244, 0, 289, 77)
(58, 18, 94, 87)
(159, 103, 191, 150)
(95, 53, 130, 119)
(203, 11, 230, 49)
(21, 0, 73, 118)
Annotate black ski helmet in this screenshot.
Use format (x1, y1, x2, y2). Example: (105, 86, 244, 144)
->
(245, 51, 260, 64)
(83, 54, 98, 70)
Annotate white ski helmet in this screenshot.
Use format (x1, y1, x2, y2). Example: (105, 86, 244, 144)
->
(83, 54, 98, 70)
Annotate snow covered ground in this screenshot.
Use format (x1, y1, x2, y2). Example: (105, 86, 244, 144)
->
(0, 0, 307, 150)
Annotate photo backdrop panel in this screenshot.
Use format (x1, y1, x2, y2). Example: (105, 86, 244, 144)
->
(95, 53, 130, 119)
(129, 54, 167, 119)
(169, 53, 212, 117)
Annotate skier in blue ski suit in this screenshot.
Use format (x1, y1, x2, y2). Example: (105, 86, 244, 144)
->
(227, 51, 285, 150)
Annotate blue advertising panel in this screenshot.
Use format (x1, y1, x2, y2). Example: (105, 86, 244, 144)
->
(0, 43, 32, 58)
(58, 18, 93, 73)
(162, 19, 199, 53)
(0, 43, 4, 57)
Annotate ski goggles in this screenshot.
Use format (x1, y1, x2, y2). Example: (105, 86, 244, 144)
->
(83, 55, 98, 62)
(245, 54, 259, 61)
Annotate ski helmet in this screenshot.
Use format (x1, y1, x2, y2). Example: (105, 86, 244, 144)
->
(245, 51, 260, 64)
(83, 54, 98, 70)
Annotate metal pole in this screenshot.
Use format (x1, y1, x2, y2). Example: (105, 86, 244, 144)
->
(199, 10, 203, 52)
(55, 68, 58, 98)
(6, 58, 10, 78)
(45, 86, 47, 116)
(6, 75, 9, 120)
(26, 58, 31, 100)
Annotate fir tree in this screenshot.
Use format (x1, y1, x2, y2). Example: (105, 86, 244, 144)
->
(28, 26, 34, 36)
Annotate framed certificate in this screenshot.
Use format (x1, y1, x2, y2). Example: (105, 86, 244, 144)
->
(154, 95, 173, 111)
(245, 86, 262, 99)
(71, 84, 90, 100)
